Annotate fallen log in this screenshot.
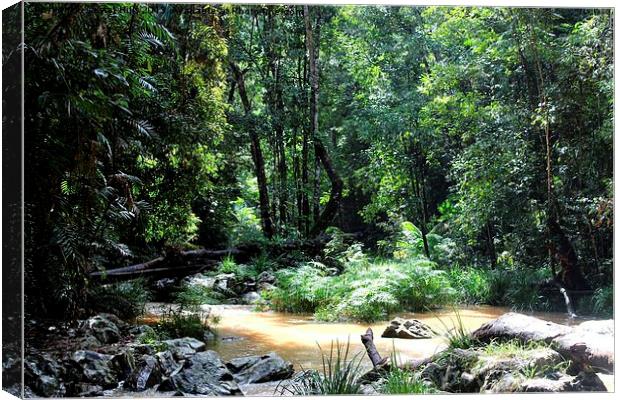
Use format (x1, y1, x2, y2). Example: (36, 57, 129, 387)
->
(361, 328, 388, 368)
(90, 238, 331, 284)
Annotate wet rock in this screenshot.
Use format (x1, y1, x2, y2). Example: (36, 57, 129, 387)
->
(203, 329, 216, 343)
(125, 355, 163, 391)
(381, 317, 435, 339)
(214, 273, 236, 292)
(158, 351, 241, 395)
(228, 353, 294, 384)
(472, 313, 572, 343)
(242, 291, 262, 305)
(24, 353, 65, 397)
(163, 337, 206, 360)
(69, 350, 117, 388)
(482, 371, 520, 393)
(80, 314, 122, 344)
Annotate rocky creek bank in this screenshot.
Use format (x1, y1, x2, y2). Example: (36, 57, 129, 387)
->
(361, 312, 614, 394)
(23, 313, 293, 397)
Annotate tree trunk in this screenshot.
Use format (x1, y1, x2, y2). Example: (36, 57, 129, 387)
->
(230, 62, 275, 239)
(304, 5, 343, 236)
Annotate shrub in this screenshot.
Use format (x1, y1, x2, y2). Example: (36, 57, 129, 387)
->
(276, 340, 363, 395)
(154, 305, 218, 341)
(447, 266, 492, 304)
(174, 284, 224, 306)
(592, 286, 613, 317)
(269, 257, 455, 322)
(88, 278, 151, 320)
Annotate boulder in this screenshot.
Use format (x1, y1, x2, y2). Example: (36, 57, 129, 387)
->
(110, 350, 136, 380)
(382, 317, 435, 339)
(125, 355, 163, 391)
(163, 337, 206, 360)
(80, 314, 122, 344)
(227, 353, 294, 384)
(158, 351, 241, 395)
(72, 383, 104, 397)
(471, 313, 572, 343)
(69, 350, 117, 388)
(24, 353, 65, 397)
(257, 271, 276, 285)
(552, 331, 614, 373)
(242, 291, 262, 305)
(575, 320, 614, 336)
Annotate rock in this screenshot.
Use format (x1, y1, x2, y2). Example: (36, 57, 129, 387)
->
(77, 334, 103, 350)
(575, 320, 614, 336)
(520, 371, 607, 392)
(158, 351, 241, 395)
(184, 273, 216, 289)
(163, 337, 206, 360)
(242, 291, 262, 304)
(69, 350, 117, 388)
(227, 352, 294, 384)
(80, 314, 122, 344)
(73, 383, 104, 397)
(203, 329, 217, 342)
(381, 317, 434, 339)
(110, 351, 136, 380)
(24, 353, 65, 397)
(482, 371, 520, 393)
(214, 273, 236, 291)
(257, 271, 276, 285)
(552, 331, 614, 373)
(156, 351, 183, 377)
(125, 355, 163, 391)
(472, 313, 572, 343)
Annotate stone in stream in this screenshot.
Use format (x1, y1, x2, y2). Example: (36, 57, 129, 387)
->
(226, 352, 294, 384)
(381, 317, 435, 339)
(158, 350, 241, 395)
(242, 291, 262, 304)
(520, 372, 607, 392)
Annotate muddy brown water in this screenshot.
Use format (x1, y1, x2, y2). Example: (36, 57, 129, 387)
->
(143, 303, 587, 371)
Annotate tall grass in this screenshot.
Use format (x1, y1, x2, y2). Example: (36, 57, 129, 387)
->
(380, 350, 436, 394)
(276, 340, 364, 395)
(436, 308, 478, 349)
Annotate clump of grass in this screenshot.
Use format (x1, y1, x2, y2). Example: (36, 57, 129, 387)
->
(481, 339, 549, 358)
(447, 266, 492, 304)
(380, 352, 436, 394)
(436, 308, 478, 349)
(276, 340, 364, 395)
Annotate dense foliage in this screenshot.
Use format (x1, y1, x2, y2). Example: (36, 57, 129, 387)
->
(23, 4, 613, 319)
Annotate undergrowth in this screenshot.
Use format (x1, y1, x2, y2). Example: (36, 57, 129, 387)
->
(267, 256, 455, 322)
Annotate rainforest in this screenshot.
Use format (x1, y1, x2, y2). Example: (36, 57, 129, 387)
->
(5, 2, 614, 397)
